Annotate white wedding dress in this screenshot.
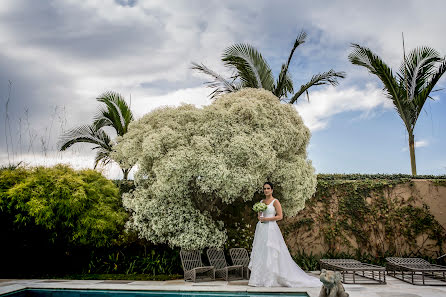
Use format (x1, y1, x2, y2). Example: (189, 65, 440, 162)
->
(248, 199, 320, 287)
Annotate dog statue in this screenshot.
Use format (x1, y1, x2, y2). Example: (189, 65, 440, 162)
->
(319, 269, 349, 297)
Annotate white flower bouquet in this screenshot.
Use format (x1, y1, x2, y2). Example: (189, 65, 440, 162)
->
(252, 202, 268, 213)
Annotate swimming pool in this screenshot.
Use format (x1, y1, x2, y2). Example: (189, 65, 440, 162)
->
(1, 289, 309, 297)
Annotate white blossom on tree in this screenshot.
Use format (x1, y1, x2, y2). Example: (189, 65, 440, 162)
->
(113, 88, 316, 249)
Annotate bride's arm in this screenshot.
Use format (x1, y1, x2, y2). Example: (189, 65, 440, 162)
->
(260, 200, 283, 222)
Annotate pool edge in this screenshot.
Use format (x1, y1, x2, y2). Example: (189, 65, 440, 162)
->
(0, 282, 318, 297)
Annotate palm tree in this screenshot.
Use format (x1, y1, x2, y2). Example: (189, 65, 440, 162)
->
(349, 44, 446, 175)
(58, 91, 134, 180)
(192, 31, 346, 103)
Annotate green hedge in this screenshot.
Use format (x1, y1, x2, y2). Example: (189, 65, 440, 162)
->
(0, 164, 127, 247)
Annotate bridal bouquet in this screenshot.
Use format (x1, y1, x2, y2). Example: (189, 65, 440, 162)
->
(252, 202, 268, 213)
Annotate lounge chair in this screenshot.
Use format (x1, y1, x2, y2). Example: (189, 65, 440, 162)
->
(180, 249, 215, 282)
(229, 248, 250, 279)
(320, 259, 386, 284)
(207, 248, 244, 280)
(386, 257, 446, 286)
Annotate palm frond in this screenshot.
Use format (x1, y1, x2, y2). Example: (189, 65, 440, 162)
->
(95, 91, 134, 136)
(96, 96, 125, 133)
(275, 67, 294, 99)
(191, 62, 237, 99)
(349, 43, 410, 127)
(398, 46, 442, 100)
(288, 70, 346, 104)
(222, 43, 275, 91)
(93, 115, 114, 130)
(58, 124, 113, 152)
(94, 149, 113, 169)
(274, 31, 307, 97)
(348, 44, 377, 72)
(413, 57, 446, 117)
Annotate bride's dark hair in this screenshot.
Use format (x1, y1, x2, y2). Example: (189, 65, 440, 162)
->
(263, 182, 274, 189)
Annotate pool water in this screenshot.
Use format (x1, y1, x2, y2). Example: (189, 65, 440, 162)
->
(2, 289, 309, 297)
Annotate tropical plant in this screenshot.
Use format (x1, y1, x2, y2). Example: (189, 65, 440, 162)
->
(58, 91, 134, 179)
(192, 31, 346, 102)
(349, 44, 446, 175)
(112, 88, 317, 249)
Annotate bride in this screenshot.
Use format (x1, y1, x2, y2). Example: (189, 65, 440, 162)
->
(248, 182, 320, 287)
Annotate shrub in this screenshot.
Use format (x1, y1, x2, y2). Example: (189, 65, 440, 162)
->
(0, 164, 127, 248)
(113, 88, 316, 249)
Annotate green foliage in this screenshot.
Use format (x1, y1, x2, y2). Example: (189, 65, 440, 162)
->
(292, 250, 320, 271)
(0, 161, 23, 171)
(283, 217, 314, 237)
(292, 177, 446, 257)
(317, 173, 446, 180)
(112, 179, 136, 195)
(0, 164, 127, 247)
(432, 179, 446, 187)
(224, 221, 254, 250)
(86, 248, 181, 275)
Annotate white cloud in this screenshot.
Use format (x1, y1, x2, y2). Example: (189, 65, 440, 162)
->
(296, 0, 446, 67)
(401, 140, 429, 152)
(1, 0, 446, 176)
(130, 86, 212, 118)
(0, 150, 92, 171)
(415, 140, 429, 148)
(295, 83, 393, 131)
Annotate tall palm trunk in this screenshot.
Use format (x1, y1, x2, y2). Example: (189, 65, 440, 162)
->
(408, 130, 416, 176)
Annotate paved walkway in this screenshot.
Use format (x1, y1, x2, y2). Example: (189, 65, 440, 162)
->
(1, 276, 446, 297)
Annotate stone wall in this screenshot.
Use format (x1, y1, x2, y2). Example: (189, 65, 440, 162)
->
(281, 179, 446, 257)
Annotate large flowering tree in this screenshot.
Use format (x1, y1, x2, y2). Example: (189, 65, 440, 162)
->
(112, 88, 316, 249)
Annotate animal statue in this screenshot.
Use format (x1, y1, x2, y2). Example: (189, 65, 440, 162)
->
(319, 269, 349, 297)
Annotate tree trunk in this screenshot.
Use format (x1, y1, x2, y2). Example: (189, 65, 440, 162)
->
(408, 131, 417, 176)
(122, 168, 129, 180)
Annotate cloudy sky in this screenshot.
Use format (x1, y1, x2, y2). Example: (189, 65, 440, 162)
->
(1, 0, 446, 178)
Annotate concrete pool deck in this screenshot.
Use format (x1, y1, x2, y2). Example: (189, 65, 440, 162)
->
(1, 275, 446, 297)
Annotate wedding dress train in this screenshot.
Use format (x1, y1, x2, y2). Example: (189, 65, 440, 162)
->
(248, 199, 320, 287)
